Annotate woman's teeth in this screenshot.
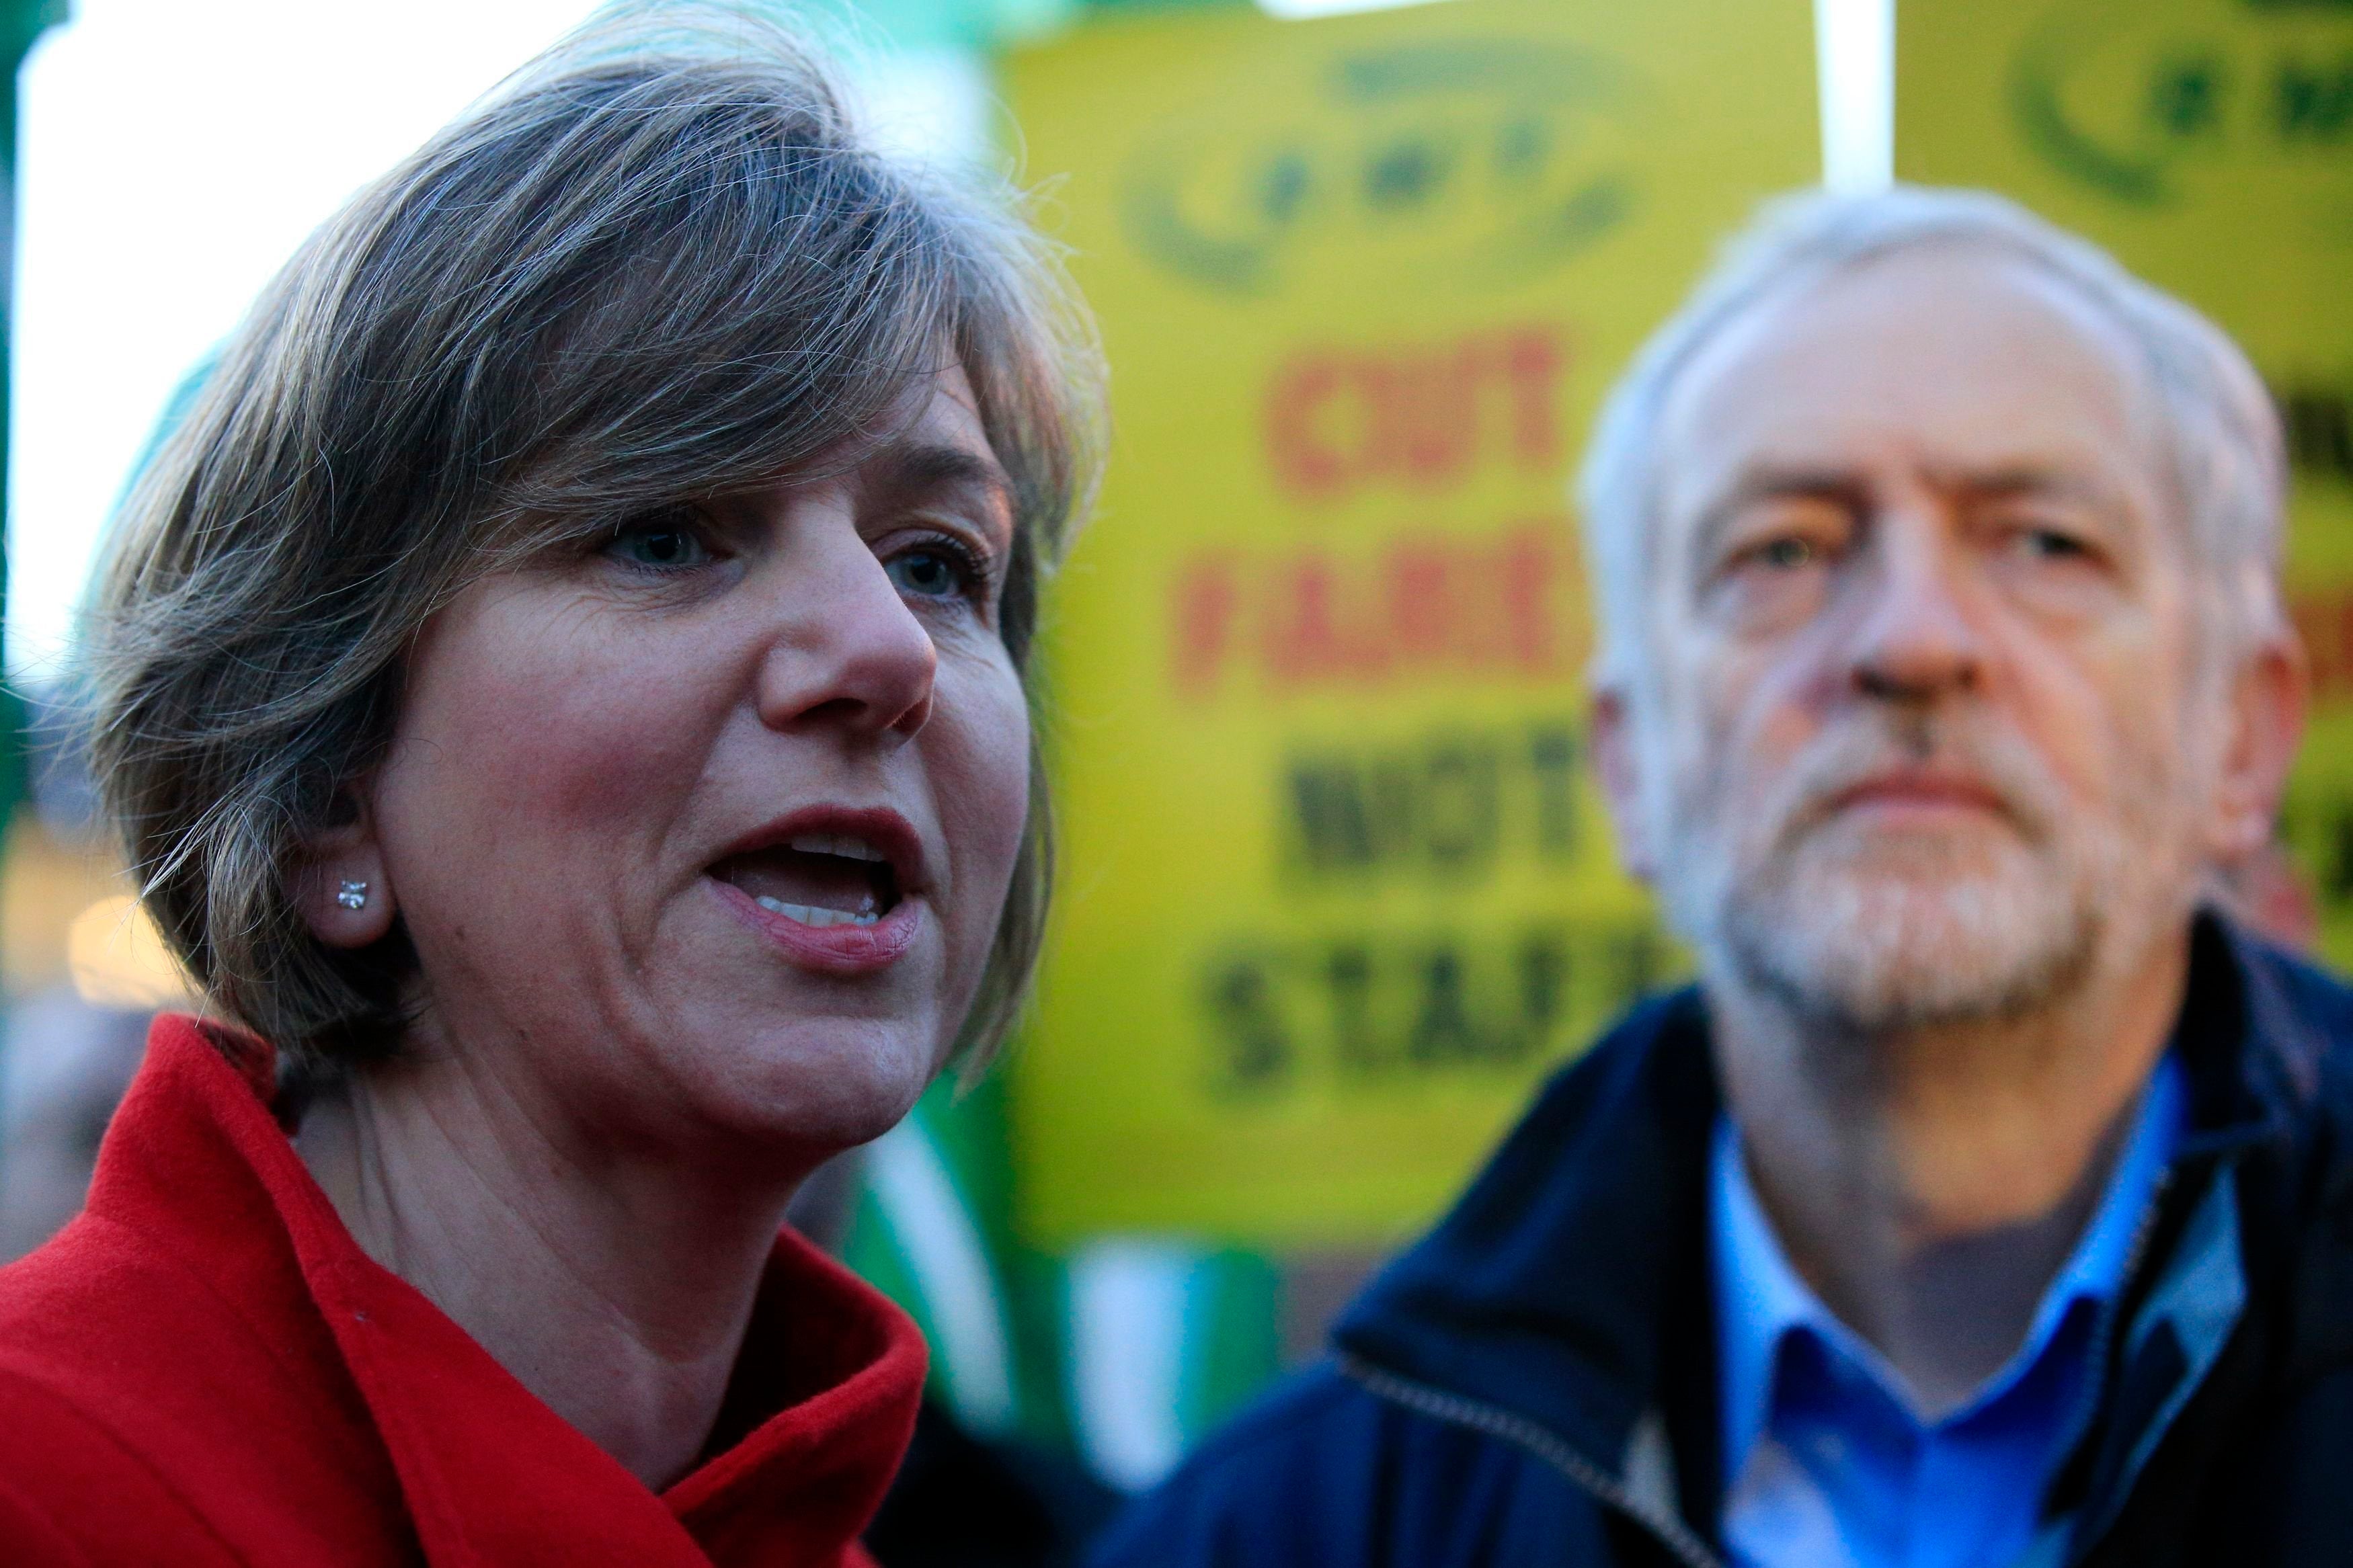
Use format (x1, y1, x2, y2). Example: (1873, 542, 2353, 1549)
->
(788, 833, 887, 863)
(754, 895, 879, 929)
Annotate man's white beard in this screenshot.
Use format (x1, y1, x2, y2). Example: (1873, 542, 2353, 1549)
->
(1710, 815, 2102, 1033)
(1650, 710, 2189, 1036)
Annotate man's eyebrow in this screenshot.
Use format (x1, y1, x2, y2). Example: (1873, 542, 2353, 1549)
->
(1683, 462, 2128, 563)
(1938, 465, 2118, 510)
(1688, 466, 1868, 563)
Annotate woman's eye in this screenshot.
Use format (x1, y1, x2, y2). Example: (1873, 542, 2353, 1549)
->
(606, 522, 711, 571)
(887, 547, 971, 600)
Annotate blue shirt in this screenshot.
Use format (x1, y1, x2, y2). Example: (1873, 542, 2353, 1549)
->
(1711, 1055, 2186, 1568)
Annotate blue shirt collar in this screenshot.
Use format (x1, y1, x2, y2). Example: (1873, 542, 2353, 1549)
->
(1712, 1051, 2187, 1490)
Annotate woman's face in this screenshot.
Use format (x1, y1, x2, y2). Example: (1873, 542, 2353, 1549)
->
(348, 367, 1031, 1163)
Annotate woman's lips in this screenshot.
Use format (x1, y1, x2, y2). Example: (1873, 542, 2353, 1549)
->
(707, 876, 922, 975)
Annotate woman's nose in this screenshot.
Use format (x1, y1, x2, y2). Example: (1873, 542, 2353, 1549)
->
(754, 527, 937, 742)
(1843, 518, 1987, 704)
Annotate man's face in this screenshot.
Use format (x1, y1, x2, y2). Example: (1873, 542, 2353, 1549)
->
(1607, 247, 2259, 1032)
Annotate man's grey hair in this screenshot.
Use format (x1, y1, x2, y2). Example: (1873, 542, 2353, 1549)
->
(85, 5, 1103, 1075)
(1578, 183, 2288, 693)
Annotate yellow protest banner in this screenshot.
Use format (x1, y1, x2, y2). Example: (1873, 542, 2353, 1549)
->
(1002, 0, 1818, 1248)
(1899, 0, 2353, 961)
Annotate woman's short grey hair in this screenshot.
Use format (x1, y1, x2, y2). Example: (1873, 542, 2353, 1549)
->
(1578, 183, 2286, 693)
(87, 7, 1104, 1074)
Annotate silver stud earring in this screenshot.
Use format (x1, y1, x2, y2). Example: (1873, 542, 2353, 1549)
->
(335, 880, 370, 911)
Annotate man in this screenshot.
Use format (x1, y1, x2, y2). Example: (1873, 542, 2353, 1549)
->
(1091, 187, 2353, 1566)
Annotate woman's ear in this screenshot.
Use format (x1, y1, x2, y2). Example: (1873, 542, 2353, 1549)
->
(293, 784, 397, 949)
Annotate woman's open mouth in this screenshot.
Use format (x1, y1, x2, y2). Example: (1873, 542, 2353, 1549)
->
(712, 834, 902, 928)
(705, 808, 928, 974)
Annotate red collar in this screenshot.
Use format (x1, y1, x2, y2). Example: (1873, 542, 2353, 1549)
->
(90, 1014, 926, 1567)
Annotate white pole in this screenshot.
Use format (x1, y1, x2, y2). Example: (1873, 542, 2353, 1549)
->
(1816, 0, 1895, 194)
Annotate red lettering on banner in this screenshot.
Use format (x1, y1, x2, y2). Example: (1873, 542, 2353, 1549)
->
(1171, 524, 1574, 698)
(1264, 362, 1347, 496)
(2294, 587, 2353, 702)
(1174, 556, 1245, 694)
(1265, 327, 1569, 501)
(1497, 530, 1560, 671)
(1266, 556, 1388, 682)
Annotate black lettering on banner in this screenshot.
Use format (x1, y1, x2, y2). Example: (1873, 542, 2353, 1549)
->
(1421, 741, 1500, 876)
(2277, 788, 2353, 919)
(1512, 932, 1568, 1065)
(2301, 794, 2353, 905)
(1283, 718, 1583, 884)
(1527, 725, 1581, 857)
(1205, 957, 1292, 1097)
(1324, 944, 1381, 1075)
(2277, 382, 2353, 485)
(1198, 923, 1671, 1100)
(2334, 804, 2353, 905)
(1287, 757, 1417, 873)
(1406, 950, 1480, 1064)
(1611, 925, 1665, 1002)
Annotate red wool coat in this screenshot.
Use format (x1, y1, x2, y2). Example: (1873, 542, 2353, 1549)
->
(0, 1014, 926, 1566)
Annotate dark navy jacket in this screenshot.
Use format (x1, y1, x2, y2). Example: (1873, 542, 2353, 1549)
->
(1090, 916, 2353, 1567)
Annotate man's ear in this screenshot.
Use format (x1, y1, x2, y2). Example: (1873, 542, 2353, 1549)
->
(1589, 682, 1658, 884)
(291, 784, 397, 950)
(2208, 629, 2309, 863)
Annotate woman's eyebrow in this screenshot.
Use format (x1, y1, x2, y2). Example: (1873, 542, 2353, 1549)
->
(873, 443, 1016, 530)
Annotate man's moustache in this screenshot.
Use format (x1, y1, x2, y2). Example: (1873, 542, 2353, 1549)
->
(1767, 722, 2058, 848)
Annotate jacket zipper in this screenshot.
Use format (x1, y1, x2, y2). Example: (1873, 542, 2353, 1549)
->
(2056, 1167, 2172, 1515)
(2064, 1162, 2247, 1563)
(1337, 1167, 2188, 1568)
(1335, 1352, 1726, 1568)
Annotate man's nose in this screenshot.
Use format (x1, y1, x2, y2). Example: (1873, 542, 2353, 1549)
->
(1844, 523, 1986, 704)
(754, 528, 937, 743)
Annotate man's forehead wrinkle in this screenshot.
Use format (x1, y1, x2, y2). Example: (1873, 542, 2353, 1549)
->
(1709, 462, 1874, 510)
(1677, 246, 2151, 412)
(1919, 462, 2139, 518)
(1708, 458, 2130, 510)
(1661, 302, 2156, 504)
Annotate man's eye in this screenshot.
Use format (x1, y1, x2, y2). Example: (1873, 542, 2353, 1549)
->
(1751, 536, 1819, 571)
(606, 522, 712, 571)
(2018, 528, 2089, 561)
(887, 547, 971, 600)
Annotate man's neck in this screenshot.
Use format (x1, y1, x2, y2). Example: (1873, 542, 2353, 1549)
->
(293, 1046, 809, 1491)
(1714, 927, 2190, 1415)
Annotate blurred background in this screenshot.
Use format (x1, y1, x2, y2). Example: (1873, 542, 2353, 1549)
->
(0, 0, 2343, 1538)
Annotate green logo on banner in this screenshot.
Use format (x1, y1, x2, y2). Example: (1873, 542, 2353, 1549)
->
(2012, 0, 2353, 205)
(1119, 40, 1644, 296)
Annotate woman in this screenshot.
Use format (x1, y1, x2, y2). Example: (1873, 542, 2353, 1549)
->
(0, 11, 1099, 1565)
